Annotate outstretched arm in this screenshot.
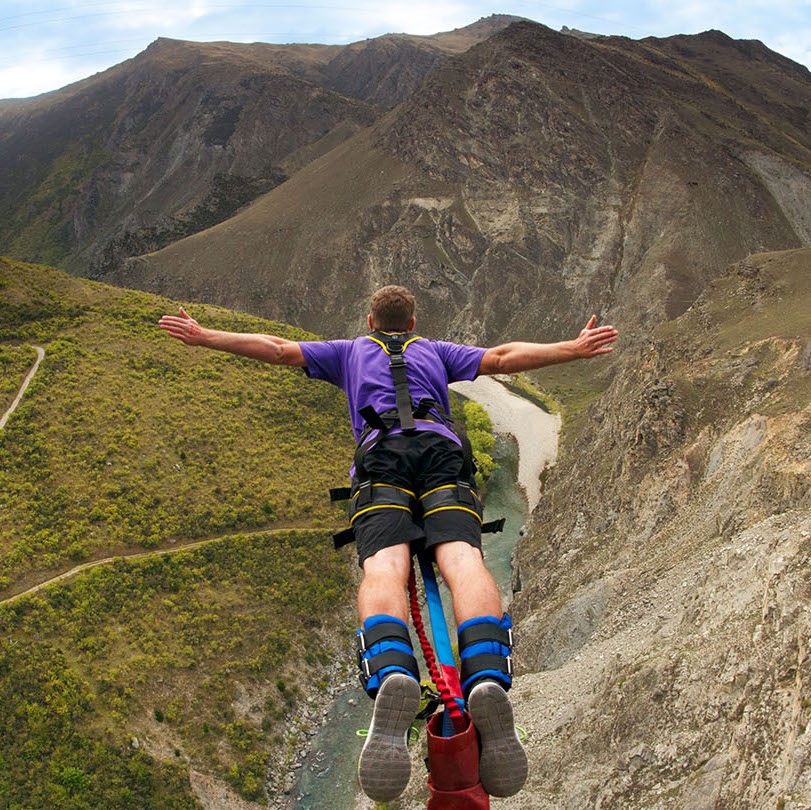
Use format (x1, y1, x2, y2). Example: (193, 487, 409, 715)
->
(158, 307, 306, 366)
(478, 315, 617, 375)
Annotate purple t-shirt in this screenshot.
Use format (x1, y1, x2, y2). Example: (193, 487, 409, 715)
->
(299, 334, 486, 448)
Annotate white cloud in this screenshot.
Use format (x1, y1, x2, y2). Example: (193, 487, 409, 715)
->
(643, 0, 811, 35)
(771, 28, 811, 68)
(104, 0, 214, 31)
(0, 54, 96, 98)
(1, 0, 809, 98)
(365, 0, 478, 35)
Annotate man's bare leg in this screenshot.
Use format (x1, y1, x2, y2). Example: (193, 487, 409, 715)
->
(434, 540, 501, 625)
(357, 542, 411, 622)
(356, 542, 420, 803)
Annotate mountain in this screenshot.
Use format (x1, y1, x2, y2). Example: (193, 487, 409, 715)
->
(506, 246, 811, 808)
(0, 16, 520, 279)
(115, 22, 811, 344)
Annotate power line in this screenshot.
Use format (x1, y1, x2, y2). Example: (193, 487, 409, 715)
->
(0, 3, 374, 30)
(0, 33, 341, 67)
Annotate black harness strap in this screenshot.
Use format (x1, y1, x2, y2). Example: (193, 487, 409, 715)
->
(389, 349, 416, 431)
(458, 622, 513, 651)
(460, 652, 513, 684)
(357, 621, 412, 650)
(481, 517, 506, 535)
(359, 650, 420, 691)
(368, 331, 419, 432)
(333, 528, 356, 550)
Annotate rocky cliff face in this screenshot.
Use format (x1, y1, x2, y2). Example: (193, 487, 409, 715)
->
(0, 17, 518, 277)
(505, 247, 811, 809)
(120, 22, 811, 346)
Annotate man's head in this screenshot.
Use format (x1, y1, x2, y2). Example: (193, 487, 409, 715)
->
(368, 285, 416, 333)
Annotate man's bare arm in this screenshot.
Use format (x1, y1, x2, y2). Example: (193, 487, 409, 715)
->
(158, 307, 306, 366)
(478, 316, 617, 375)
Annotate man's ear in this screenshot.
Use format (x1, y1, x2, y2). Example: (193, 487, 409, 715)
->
(407, 316, 416, 332)
(367, 313, 375, 331)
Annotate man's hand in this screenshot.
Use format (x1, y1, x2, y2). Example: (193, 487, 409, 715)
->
(158, 306, 205, 346)
(571, 315, 618, 358)
(157, 306, 306, 365)
(478, 315, 619, 374)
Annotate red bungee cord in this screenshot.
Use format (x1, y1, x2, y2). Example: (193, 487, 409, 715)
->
(407, 561, 465, 726)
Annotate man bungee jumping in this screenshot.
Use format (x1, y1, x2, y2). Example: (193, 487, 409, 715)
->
(158, 286, 617, 802)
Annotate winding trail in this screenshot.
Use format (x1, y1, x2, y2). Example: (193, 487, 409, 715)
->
(2, 373, 561, 616)
(0, 342, 339, 609)
(0, 344, 45, 429)
(0, 526, 338, 608)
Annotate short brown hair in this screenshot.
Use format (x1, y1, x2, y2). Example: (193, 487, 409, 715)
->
(370, 285, 416, 331)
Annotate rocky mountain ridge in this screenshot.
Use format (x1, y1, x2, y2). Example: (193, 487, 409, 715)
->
(0, 16, 520, 277)
(505, 247, 811, 809)
(118, 21, 811, 346)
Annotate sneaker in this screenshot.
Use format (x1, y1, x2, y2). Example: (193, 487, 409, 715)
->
(468, 680, 528, 797)
(357, 673, 421, 802)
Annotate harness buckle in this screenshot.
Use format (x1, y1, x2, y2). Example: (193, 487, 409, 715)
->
(356, 480, 372, 507)
(456, 480, 475, 505)
(389, 353, 407, 368)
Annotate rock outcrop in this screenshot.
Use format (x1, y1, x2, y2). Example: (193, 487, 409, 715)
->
(506, 247, 811, 809)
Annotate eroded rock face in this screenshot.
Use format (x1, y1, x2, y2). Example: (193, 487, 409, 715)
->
(128, 22, 811, 345)
(507, 248, 811, 809)
(0, 19, 519, 277)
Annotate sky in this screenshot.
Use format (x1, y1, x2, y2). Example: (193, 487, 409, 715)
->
(0, 1, 809, 99)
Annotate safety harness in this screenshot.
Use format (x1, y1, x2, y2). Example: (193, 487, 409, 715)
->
(330, 331, 506, 550)
(341, 332, 517, 807)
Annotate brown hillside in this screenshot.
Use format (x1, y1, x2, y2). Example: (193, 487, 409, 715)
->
(504, 246, 811, 808)
(123, 21, 811, 344)
(0, 17, 517, 277)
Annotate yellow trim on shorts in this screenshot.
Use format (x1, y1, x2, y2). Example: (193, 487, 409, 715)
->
(350, 504, 413, 524)
(422, 505, 483, 523)
(419, 483, 479, 501)
(351, 484, 415, 501)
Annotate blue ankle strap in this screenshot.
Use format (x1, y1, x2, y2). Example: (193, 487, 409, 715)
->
(457, 613, 513, 695)
(357, 614, 419, 697)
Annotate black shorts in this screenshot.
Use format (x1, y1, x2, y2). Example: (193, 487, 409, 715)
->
(349, 431, 483, 568)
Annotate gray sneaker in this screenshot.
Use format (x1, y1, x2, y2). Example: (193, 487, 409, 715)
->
(468, 680, 528, 797)
(357, 673, 421, 802)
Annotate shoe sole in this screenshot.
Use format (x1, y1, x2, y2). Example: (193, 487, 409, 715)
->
(468, 681, 528, 797)
(357, 673, 421, 802)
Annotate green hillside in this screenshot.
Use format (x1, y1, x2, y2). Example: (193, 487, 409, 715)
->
(0, 342, 37, 410)
(0, 257, 357, 592)
(0, 257, 360, 805)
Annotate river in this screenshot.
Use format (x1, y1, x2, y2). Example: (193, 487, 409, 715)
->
(290, 378, 559, 809)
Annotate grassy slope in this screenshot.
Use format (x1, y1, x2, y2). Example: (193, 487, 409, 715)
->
(0, 257, 356, 592)
(0, 342, 37, 411)
(0, 257, 358, 806)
